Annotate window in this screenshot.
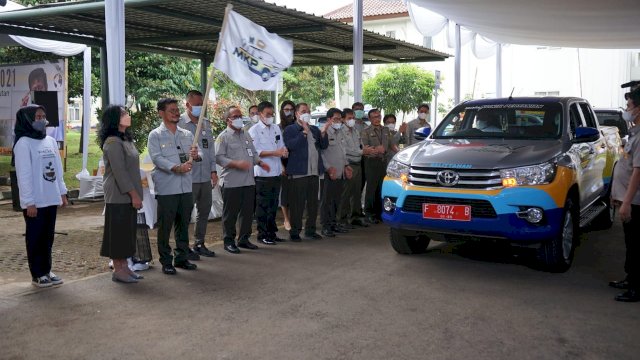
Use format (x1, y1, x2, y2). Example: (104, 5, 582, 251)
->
(422, 36, 432, 48)
(68, 104, 81, 122)
(385, 30, 396, 39)
(579, 103, 597, 128)
(569, 104, 583, 136)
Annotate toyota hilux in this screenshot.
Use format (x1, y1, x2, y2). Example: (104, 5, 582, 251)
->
(382, 97, 621, 271)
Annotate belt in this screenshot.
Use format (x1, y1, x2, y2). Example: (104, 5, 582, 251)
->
(348, 160, 361, 165)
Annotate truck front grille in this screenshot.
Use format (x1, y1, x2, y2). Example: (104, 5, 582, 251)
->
(409, 166, 502, 189)
(403, 195, 497, 218)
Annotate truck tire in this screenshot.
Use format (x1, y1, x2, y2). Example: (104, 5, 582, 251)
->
(537, 198, 576, 272)
(390, 228, 430, 254)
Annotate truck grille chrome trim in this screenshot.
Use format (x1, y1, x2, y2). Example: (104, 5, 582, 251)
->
(409, 167, 503, 189)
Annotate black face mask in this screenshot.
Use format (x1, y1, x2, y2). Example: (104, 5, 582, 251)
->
(32, 119, 48, 133)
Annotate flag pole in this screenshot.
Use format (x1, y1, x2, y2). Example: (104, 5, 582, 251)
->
(190, 3, 233, 157)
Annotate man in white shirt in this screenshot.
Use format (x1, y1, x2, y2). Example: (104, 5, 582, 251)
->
(248, 101, 288, 245)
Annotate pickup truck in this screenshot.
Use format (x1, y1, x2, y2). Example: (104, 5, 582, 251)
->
(382, 97, 621, 271)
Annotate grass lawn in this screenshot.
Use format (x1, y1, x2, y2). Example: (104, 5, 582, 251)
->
(0, 130, 103, 190)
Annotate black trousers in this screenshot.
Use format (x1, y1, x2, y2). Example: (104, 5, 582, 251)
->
(255, 176, 281, 240)
(221, 185, 255, 245)
(23, 205, 57, 279)
(364, 157, 386, 218)
(623, 204, 640, 289)
(156, 193, 193, 266)
(288, 175, 319, 236)
(320, 177, 344, 229)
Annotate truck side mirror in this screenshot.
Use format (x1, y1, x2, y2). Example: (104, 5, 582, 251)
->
(414, 127, 432, 141)
(573, 127, 600, 143)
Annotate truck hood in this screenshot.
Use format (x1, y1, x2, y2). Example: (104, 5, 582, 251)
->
(408, 139, 563, 169)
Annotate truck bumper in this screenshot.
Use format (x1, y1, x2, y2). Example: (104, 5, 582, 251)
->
(381, 179, 565, 245)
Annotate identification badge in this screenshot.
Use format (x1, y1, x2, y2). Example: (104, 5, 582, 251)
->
(202, 138, 209, 149)
(247, 148, 253, 157)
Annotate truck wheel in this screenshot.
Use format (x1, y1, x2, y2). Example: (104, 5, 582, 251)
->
(537, 198, 576, 272)
(390, 228, 430, 254)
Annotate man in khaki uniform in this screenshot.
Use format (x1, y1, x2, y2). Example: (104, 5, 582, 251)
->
(403, 103, 431, 146)
(361, 109, 396, 223)
(338, 108, 367, 228)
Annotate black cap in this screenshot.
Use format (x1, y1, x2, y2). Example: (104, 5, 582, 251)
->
(621, 80, 640, 89)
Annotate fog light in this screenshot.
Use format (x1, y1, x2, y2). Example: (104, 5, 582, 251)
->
(516, 207, 544, 223)
(383, 197, 396, 212)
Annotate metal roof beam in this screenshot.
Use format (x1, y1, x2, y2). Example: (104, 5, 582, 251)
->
(127, 34, 218, 45)
(0, 24, 104, 47)
(363, 53, 397, 62)
(289, 38, 344, 53)
(135, 6, 223, 27)
(127, 44, 205, 59)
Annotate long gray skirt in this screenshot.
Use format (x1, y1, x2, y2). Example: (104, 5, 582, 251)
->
(101, 203, 136, 259)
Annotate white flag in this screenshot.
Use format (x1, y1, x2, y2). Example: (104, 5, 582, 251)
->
(214, 10, 293, 91)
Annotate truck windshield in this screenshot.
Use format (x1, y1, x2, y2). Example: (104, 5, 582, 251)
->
(433, 103, 563, 139)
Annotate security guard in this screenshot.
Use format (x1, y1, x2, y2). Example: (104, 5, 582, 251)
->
(248, 101, 288, 245)
(361, 108, 395, 224)
(319, 108, 352, 237)
(178, 90, 217, 259)
(338, 108, 367, 228)
(215, 106, 270, 254)
(148, 98, 201, 275)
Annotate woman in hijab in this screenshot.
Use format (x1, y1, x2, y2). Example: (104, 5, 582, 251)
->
(98, 105, 143, 284)
(13, 105, 68, 288)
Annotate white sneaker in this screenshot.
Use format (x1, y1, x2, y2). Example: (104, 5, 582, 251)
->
(32, 276, 53, 288)
(48, 272, 63, 285)
(131, 262, 149, 271)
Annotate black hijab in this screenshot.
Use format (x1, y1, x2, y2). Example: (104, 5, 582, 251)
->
(12, 105, 47, 166)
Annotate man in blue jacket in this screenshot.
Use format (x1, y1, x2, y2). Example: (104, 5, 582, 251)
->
(283, 102, 329, 241)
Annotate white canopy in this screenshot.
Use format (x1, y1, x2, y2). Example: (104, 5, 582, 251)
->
(406, 0, 640, 49)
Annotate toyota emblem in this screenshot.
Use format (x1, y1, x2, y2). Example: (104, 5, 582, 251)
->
(436, 170, 460, 186)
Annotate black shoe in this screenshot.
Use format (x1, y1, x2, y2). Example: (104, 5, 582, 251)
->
(187, 248, 201, 261)
(272, 236, 286, 242)
(340, 223, 355, 230)
(609, 278, 630, 290)
(162, 264, 177, 275)
(365, 216, 380, 224)
(305, 232, 323, 239)
(224, 244, 241, 254)
(174, 261, 197, 270)
(259, 238, 276, 245)
(194, 244, 216, 257)
(332, 225, 349, 233)
(290, 234, 302, 242)
(615, 289, 640, 302)
(351, 218, 369, 227)
(320, 229, 335, 237)
(238, 241, 259, 250)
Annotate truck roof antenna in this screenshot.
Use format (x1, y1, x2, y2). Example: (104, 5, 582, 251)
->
(508, 87, 515, 101)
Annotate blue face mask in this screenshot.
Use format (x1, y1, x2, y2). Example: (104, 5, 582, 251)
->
(191, 105, 202, 117)
(32, 119, 47, 133)
(354, 110, 365, 119)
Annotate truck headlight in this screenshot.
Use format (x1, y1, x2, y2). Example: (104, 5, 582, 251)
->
(387, 159, 410, 182)
(500, 161, 557, 187)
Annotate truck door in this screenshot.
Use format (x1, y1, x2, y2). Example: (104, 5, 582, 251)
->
(569, 102, 604, 209)
(578, 102, 607, 207)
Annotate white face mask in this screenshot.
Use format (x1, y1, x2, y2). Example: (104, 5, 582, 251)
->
(300, 113, 311, 123)
(283, 110, 293, 117)
(331, 123, 342, 130)
(622, 109, 636, 122)
(231, 118, 244, 129)
(418, 112, 428, 120)
(346, 119, 356, 128)
(251, 115, 259, 123)
(263, 117, 274, 125)
(386, 123, 396, 131)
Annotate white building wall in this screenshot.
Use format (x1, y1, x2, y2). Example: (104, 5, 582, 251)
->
(342, 16, 639, 120)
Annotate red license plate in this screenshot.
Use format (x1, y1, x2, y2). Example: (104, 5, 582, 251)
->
(422, 203, 471, 221)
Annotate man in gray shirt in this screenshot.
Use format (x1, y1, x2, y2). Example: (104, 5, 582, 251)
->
(148, 98, 201, 275)
(179, 90, 218, 259)
(403, 103, 431, 146)
(338, 108, 367, 228)
(215, 106, 270, 254)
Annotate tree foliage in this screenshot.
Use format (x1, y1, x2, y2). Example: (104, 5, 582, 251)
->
(363, 64, 435, 115)
(281, 65, 348, 109)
